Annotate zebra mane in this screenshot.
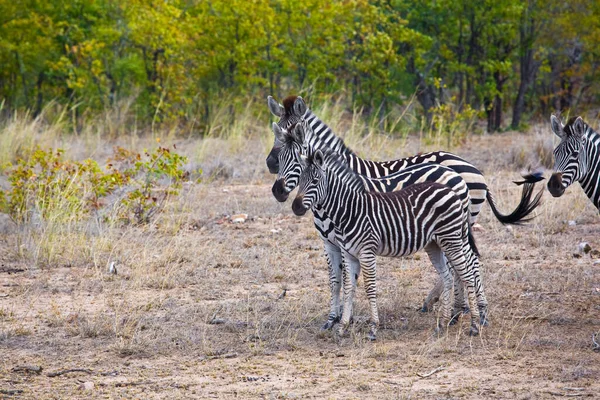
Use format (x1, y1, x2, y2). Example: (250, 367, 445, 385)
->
(563, 116, 591, 137)
(317, 150, 365, 193)
(282, 95, 299, 117)
(304, 110, 356, 158)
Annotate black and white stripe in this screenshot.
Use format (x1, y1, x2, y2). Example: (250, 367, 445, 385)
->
(548, 115, 600, 209)
(292, 150, 487, 339)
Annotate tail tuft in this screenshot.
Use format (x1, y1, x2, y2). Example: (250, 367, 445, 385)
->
(487, 181, 543, 225)
(513, 167, 545, 186)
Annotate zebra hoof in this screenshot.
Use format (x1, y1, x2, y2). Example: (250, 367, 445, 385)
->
(449, 313, 461, 326)
(367, 325, 378, 341)
(469, 325, 480, 336)
(420, 303, 433, 313)
(462, 306, 471, 315)
(479, 310, 489, 326)
(321, 317, 340, 331)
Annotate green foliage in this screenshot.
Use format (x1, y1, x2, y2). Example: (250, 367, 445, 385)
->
(110, 145, 189, 225)
(0, 0, 599, 131)
(2, 145, 188, 226)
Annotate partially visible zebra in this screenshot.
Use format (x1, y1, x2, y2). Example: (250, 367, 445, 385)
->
(274, 121, 491, 326)
(292, 149, 487, 340)
(267, 95, 541, 226)
(548, 115, 600, 210)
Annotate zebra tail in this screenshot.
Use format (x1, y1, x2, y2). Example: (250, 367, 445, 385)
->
(467, 223, 480, 257)
(486, 183, 544, 225)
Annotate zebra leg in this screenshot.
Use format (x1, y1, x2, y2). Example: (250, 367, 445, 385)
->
(450, 269, 469, 325)
(421, 277, 442, 312)
(359, 251, 379, 341)
(469, 254, 489, 326)
(322, 240, 344, 330)
(338, 252, 359, 337)
(438, 238, 481, 336)
(424, 242, 453, 332)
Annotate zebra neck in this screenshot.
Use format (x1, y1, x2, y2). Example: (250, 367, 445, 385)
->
(305, 110, 354, 159)
(319, 169, 364, 224)
(579, 127, 600, 207)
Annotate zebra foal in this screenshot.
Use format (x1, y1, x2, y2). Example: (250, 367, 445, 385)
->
(292, 149, 486, 340)
(274, 121, 485, 326)
(548, 115, 600, 210)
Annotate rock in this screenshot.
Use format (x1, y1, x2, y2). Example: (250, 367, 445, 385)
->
(573, 252, 582, 259)
(81, 382, 94, 391)
(578, 242, 592, 254)
(505, 225, 514, 233)
(568, 220, 577, 226)
(231, 213, 248, 223)
(590, 249, 600, 259)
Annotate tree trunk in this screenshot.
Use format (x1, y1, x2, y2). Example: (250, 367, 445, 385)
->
(414, 73, 436, 127)
(512, 13, 539, 129)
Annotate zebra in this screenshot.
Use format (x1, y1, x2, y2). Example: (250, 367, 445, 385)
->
(274, 121, 491, 326)
(548, 115, 600, 210)
(292, 149, 487, 340)
(267, 95, 541, 226)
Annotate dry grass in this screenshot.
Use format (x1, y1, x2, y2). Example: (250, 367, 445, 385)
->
(0, 112, 599, 398)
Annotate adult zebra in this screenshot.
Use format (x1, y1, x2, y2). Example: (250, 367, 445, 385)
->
(274, 121, 490, 327)
(267, 95, 541, 225)
(292, 149, 487, 340)
(548, 115, 600, 210)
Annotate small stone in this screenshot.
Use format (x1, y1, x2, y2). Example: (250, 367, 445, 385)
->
(231, 213, 248, 223)
(81, 382, 94, 391)
(472, 223, 484, 232)
(573, 252, 582, 259)
(578, 242, 592, 254)
(505, 225, 513, 233)
(568, 220, 577, 226)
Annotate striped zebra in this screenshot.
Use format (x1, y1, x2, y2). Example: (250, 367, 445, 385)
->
(548, 115, 600, 210)
(267, 95, 540, 226)
(274, 121, 490, 326)
(292, 149, 487, 340)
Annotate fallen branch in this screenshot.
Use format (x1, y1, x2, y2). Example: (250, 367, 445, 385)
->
(47, 369, 93, 377)
(548, 392, 584, 397)
(11, 365, 42, 374)
(115, 380, 152, 387)
(0, 389, 24, 396)
(205, 352, 238, 360)
(416, 366, 445, 378)
(592, 333, 600, 352)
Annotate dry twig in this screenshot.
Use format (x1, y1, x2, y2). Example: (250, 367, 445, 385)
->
(416, 366, 445, 378)
(11, 365, 42, 374)
(47, 369, 93, 377)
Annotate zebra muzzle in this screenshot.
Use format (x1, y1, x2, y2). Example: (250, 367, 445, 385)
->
(266, 153, 279, 174)
(272, 178, 290, 202)
(292, 196, 308, 216)
(547, 172, 565, 197)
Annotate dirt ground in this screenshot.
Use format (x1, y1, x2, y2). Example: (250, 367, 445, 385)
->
(1, 131, 599, 399)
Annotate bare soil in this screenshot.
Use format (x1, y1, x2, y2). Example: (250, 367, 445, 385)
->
(1, 131, 599, 399)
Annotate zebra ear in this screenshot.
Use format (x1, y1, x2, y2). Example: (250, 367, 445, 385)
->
(293, 97, 307, 117)
(292, 123, 305, 145)
(572, 116, 585, 139)
(550, 115, 566, 140)
(272, 122, 286, 142)
(313, 150, 325, 170)
(268, 96, 284, 118)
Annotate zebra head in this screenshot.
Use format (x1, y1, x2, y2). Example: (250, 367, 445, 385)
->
(548, 115, 589, 198)
(271, 121, 313, 202)
(292, 149, 328, 216)
(266, 95, 308, 174)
